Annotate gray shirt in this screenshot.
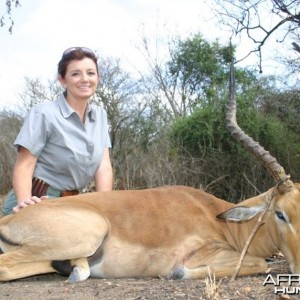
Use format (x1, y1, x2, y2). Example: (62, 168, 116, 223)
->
(15, 94, 111, 190)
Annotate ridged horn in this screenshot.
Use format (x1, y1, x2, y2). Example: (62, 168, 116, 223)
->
(226, 61, 289, 183)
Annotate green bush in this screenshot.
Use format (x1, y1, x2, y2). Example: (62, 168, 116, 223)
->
(168, 101, 300, 201)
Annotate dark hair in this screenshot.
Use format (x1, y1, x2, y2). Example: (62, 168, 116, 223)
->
(58, 47, 98, 78)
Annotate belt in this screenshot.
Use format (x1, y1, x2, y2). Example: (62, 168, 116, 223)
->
(32, 177, 79, 198)
(32, 177, 49, 198)
(60, 190, 80, 197)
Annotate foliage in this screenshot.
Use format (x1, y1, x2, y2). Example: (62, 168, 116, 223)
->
(214, 0, 300, 71)
(1, 33, 300, 203)
(260, 88, 300, 134)
(0, 111, 22, 193)
(94, 57, 141, 149)
(138, 34, 234, 118)
(1, 0, 20, 34)
(18, 77, 63, 115)
(167, 34, 234, 108)
(168, 85, 300, 200)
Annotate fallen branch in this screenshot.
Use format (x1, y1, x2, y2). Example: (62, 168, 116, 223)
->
(230, 188, 278, 281)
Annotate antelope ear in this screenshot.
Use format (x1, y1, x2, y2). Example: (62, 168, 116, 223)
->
(216, 206, 265, 221)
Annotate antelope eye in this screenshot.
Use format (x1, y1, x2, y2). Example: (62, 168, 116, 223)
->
(275, 211, 287, 222)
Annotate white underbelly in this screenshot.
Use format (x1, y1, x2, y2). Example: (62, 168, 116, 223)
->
(90, 249, 175, 278)
(89, 236, 202, 278)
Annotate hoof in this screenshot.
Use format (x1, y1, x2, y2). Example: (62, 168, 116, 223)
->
(169, 265, 185, 280)
(66, 266, 90, 283)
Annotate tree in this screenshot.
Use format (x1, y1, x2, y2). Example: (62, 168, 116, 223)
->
(214, 0, 300, 72)
(95, 57, 141, 149)
(0, 111, 23, 193)
(2, 32, 300, 200)
(139, 34, 234, 118)
(1, 0, 21, 34)
(18, 77, 62, 115)
(259, 87, 300, 134)
(167, 73, 300, 200)
(94, 57, 173, 189)
(167, 35, 233, 110)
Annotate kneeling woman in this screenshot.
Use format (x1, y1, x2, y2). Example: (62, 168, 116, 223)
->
(2, 47, 113, 215)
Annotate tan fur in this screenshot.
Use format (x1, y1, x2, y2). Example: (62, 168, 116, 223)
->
(1, 185, 300, 281)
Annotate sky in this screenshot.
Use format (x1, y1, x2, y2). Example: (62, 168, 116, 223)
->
(0, 0, 279, 110)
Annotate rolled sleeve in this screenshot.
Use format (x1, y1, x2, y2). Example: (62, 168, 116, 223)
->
(14, 104, 49, 157)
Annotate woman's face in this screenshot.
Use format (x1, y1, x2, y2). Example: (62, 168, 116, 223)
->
(59, 57, 99, 101)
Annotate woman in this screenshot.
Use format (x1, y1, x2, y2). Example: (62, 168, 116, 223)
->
(2, 47, 113, 215)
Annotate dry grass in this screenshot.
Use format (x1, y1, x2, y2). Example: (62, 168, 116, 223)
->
(0, 194, 4, 217)
(204, 267, 222, 300)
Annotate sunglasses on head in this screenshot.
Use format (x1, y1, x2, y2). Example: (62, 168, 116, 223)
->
(62, 47, 95, 57)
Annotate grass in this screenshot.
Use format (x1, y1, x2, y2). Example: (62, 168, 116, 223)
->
(204, 267, 222, 300)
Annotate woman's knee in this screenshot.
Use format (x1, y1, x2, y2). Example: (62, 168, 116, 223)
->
(1, 189, 17, 216)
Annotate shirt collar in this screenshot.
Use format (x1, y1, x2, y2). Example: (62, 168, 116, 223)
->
(58, 94, 73, 118)
(58, 93, 96, 122)
(86, 103, 96, 122)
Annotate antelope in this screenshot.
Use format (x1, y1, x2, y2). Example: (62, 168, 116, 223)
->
(1, 64, 300, 283)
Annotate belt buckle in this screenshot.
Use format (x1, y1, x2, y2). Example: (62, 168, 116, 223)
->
(60, 190, 79, 197)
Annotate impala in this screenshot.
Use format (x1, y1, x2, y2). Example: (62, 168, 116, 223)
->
(0, 64, 299, 282)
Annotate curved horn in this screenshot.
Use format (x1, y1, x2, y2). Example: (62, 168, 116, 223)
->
(226, 61, 289, 182)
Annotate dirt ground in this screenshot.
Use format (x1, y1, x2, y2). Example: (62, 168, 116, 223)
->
(0, 195, 297, 300)
(0, 258, 295, 300)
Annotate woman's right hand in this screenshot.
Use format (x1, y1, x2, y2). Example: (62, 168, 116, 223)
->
(13, 195, 48, 213)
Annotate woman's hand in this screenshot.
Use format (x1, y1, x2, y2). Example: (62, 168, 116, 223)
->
(13, 195, 48, 213)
